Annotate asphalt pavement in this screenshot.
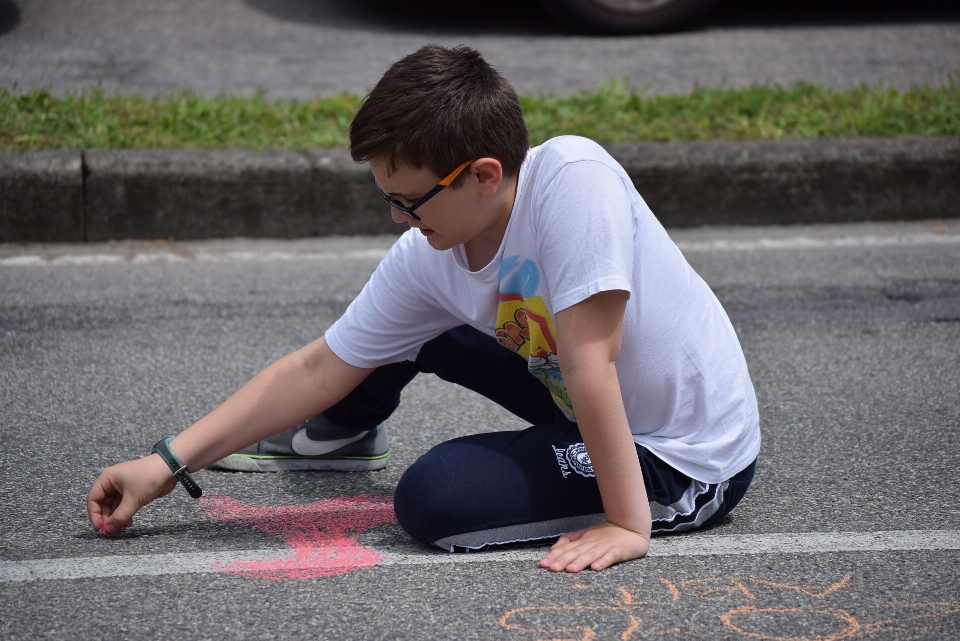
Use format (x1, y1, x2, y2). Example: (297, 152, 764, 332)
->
(1, 220, 958, 640)
(1, 0, 958, 97)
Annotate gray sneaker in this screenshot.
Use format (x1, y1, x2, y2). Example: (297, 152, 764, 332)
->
(210, 414, 389, 472)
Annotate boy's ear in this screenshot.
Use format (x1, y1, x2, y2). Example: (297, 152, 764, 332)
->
(472, 157, 504, 197)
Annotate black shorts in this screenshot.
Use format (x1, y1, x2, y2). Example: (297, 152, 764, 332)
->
(323, 325, 757, 551)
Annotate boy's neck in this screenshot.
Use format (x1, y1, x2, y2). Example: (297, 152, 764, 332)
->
(463, 173, 518, 272)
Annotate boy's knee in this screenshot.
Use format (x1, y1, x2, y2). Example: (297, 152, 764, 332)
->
(394, 448, 457, 545)
(393, 438, 526, 546)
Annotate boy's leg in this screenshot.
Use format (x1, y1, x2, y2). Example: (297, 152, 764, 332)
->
(323, 324, 560, 429)
(211, 325, 557, 471)
(320, 361, 420, 430)
(394, 421, 756, 551)
(208, 362, 419, 471)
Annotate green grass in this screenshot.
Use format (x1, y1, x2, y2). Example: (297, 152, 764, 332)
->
(2, 79, 958, 152)
(523, 78, 960, 144)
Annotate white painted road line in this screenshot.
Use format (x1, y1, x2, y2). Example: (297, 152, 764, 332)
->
(0, 247, 391, 267)
(675, 233, 960, 252)
(0, 549, 291, 582)
(2, 530, 958, 583)
(2, 232, 958, 267)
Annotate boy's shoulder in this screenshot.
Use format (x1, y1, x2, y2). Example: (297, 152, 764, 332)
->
(520, 136, 634, 207)
(531, 135, 619, 170)
(525, 136, 628, 195)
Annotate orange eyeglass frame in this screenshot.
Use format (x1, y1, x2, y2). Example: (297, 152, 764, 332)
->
(374, 160, 474, 222)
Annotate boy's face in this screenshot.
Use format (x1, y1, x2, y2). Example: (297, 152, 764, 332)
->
(370, 157, 515, 257)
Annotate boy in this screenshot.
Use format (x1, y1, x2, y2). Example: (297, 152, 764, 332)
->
(87, 45, 760, 574)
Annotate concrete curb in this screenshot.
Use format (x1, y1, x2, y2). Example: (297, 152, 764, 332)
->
(612, 137, 960, 227)
(1, 150, 84, 242)
(84, 149, 314, 241)
(2, 137, 958, 243)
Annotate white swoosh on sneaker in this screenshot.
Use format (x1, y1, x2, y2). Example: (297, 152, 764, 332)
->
(291, 428, 370, 456)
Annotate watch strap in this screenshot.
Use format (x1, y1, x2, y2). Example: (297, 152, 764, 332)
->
(151, 437, 203, 499)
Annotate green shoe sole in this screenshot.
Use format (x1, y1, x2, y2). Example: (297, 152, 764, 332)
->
(210, 451, 390, 472)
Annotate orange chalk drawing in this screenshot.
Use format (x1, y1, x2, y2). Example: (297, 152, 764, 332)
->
(744, 575, 852, 599)
(679, 575, 851, 603)
(720, 606, 860, 641)
(862, 601, 960, 636)
(199, 492, 395, 581)
(499, 586, 655, 641)
(499, 575, 960, 640)
(660, 578, 680, 602)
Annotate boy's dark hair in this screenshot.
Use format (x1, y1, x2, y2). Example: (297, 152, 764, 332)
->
(350, 45, 529, 187)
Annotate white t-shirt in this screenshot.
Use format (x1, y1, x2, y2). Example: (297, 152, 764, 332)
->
(326, 136, 760, 483)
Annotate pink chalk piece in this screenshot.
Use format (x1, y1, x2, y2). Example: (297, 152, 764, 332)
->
(199, 492, 396, 581)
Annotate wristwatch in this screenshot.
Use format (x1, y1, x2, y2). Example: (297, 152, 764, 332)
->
(151, 437, 203, 498)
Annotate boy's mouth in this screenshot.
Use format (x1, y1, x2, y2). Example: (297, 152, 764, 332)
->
(419, 228, 435, 237)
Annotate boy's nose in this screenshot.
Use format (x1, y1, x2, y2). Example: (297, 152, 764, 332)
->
(390, 207, 418, 227)
(390, 206, 414, 225)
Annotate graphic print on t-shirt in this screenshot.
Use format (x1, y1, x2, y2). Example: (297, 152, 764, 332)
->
(495, 256, 575, 420)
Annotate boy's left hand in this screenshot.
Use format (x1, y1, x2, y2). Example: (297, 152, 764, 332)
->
(539, 521, 649, 573)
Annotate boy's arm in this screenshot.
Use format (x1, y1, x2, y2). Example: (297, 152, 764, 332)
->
(538, 290, 652, 573)
(86, 335, 373, 534)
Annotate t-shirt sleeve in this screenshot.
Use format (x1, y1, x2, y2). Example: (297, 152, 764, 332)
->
(324, 233, 457, 368)
(534, 159, 636, 313)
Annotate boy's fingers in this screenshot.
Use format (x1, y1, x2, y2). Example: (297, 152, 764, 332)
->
(106, 492, 143, 534)
(540, 545, 565, 565)
(548, 543, 599, 573)
(86, 475, 117, 530)
(590, 548, 623, 572)
(87, 504, 102, 531)
(562, 544, 626, 573)
(87, 456, 178, 535)
(549, 535, 571, 550)
(542, 529, 585, 564)
(86, 490, 102, 529)
(540, 534, 583, 566)
(558, 548, 598, 573)
(558, 529, 584, 545)
(539, 549, 564, 568)
(86, 474, 112, 506)
(541, 525, 649, 572)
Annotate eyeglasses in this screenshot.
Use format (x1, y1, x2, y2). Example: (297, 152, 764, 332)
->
(374, 160, 474, 222)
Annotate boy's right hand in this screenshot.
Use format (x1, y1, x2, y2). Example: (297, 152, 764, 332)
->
(87, 454, 178, 535)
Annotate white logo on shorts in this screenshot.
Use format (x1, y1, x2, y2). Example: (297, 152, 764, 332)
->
(565, 443, 595, 478)
(551, 443, 594, 479)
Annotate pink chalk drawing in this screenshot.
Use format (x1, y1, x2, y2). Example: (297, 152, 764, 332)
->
(199, 492, 396, 581)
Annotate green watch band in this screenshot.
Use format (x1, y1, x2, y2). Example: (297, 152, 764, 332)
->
(151, 437, 203, 499)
